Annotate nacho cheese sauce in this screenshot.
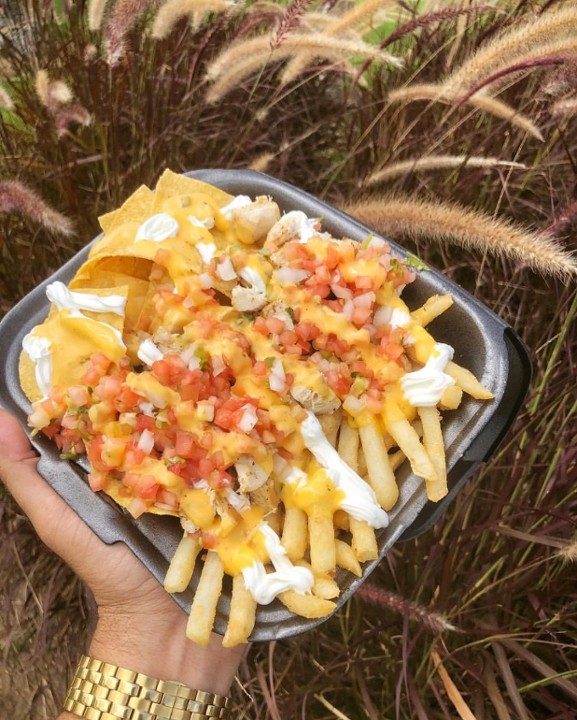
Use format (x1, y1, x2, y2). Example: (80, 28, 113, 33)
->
(23, 183, 463, 606)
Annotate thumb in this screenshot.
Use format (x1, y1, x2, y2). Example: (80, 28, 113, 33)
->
(0, 408, 84, 544)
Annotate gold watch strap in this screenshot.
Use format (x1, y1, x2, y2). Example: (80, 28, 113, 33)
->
(63, 654, 230, 719)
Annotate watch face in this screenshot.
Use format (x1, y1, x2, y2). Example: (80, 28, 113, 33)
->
(0, 169, 531, 642)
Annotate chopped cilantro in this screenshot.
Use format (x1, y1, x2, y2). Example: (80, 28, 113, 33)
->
(404, 254, 429, 272)
(286, 307, 296, 321)
(361, 233, 374, 249)
(195, 344, 210, 370)
(264, 357, 275, 367)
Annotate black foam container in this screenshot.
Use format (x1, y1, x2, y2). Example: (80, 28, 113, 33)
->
(0, 169, 532, 640)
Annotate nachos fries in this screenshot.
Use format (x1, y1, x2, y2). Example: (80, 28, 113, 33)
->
(19, 171, 493, 645)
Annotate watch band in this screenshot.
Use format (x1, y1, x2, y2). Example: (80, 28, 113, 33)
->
(62, 654, 230, 719)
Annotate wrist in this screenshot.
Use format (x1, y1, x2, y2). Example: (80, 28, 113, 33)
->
(89, 605, 245, 695)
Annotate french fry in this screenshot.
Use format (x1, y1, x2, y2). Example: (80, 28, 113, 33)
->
(164, 532, 201, 593)
(281, 506, 308, 562)
(446, 361, 494, 399)
(222, 574, 257, 647)
(383, 397, 436, 483)
(335, 539, 362, 577)
(358, 417, 399, 510)
(309, 510, 336, 576)
(278, 590, 336, 619)
(319, 408, 342, 447)
(336, 419, 378, 561)
(313, 573, 340, 600)
(418, 406, 448, 501)
(439, 384, 463, 410)
(186, 551, 224, 646)
(411, 293, 453, 326)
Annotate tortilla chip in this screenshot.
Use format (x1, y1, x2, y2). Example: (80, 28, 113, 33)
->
(103, 478, 179, 516)
(98, 185, 154, 234)
(152, 169, 233, 213)
(19, 352, 43, 404)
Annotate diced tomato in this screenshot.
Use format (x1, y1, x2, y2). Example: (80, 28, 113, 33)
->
(114, 386, 141, 412)
(265, 316, 285, 335)
(351, 305, 373, 327)
(95, 374, 123, 401)
(253, 360, 269, 376)
(326, 245, 340, 270)
(136, 414, 155, 432)
(325, 370, 351, 397)
(295, 321, 320, 342)
(82, 352, 113, 386)
(87, 471, 108, 492)
(174, 430, 199, 459)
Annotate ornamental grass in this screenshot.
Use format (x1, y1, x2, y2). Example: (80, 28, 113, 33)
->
(1, 1, 576, 718)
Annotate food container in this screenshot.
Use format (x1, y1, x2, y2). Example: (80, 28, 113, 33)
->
(0, 169, 532, 640)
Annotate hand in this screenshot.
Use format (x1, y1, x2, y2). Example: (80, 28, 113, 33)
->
(0, 408, 245, 695)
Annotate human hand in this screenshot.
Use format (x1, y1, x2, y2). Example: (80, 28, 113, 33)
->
(0, 408, 245, 695)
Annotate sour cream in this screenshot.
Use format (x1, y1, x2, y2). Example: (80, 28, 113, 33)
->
(220, 195, 252, 220)
(300, 411, 389, 529)
(242, 523, 314, 604)
(21, 334, 52, 398)
(46, 281, 127, 316)
(135, 213, 179, 242)
(401, 342, 455, 407)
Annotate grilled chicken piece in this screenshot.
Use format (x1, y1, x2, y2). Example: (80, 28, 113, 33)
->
(290, 385, 341, 414)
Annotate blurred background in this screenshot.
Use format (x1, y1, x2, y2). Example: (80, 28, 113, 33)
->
(1, 1, 576, 718)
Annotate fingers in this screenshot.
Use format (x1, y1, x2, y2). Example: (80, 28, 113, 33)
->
(0, 408, 83, 548)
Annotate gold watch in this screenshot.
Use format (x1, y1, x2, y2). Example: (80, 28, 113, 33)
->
(63, 654, 230, 719)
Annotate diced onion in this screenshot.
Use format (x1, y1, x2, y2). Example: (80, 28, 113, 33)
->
(198, 272, 213, 289)
(354, 291, 375, 308)
(238, 404, 258, 432)
(216, 256, 237, 281)
(197, 401, 215, 422)
(373, 304, 392, 327)
(211, 354, 226, 376)
(343, 299, 354, 320)
(342, 394, 367, 416)
(127, 496, 148, 518)
(273, 267, 311, 285)
(137, 428, 155, 454)
(269, 358, 286, 393)
(330, 282, 352, 300)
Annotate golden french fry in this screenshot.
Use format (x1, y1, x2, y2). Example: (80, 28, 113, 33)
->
(278, 590, 336, 619)
(319, 408, 342, 447)
(186, 551, 224, 646)
(389, 448, 405, 471)
(383, 397, 436, 483)
(281, 506, 308, 562)
(335, 539, 363, 577)
(439, 384, 463, 410)
(418, 406, 448, 502)
(337, 417, 359, 468)
(164, 532, 201, 594)
(309, 510, 336, 576)
(446, 361, 494, 399)
(222, 574, 257, 647)
(358, 417, 399, 511)
(411, 293, 453, 326)
(313, 573, 340, 600)
(336, 419, 378, 561)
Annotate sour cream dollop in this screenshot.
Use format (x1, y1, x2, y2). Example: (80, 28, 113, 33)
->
(300, 411, 389, 529)
(21, 334, 52, 398)
(135, 213, 179, 242)
(220, 195, 252, 220)
(242, 523, 314, 604)
(401, 342, 455, 407)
